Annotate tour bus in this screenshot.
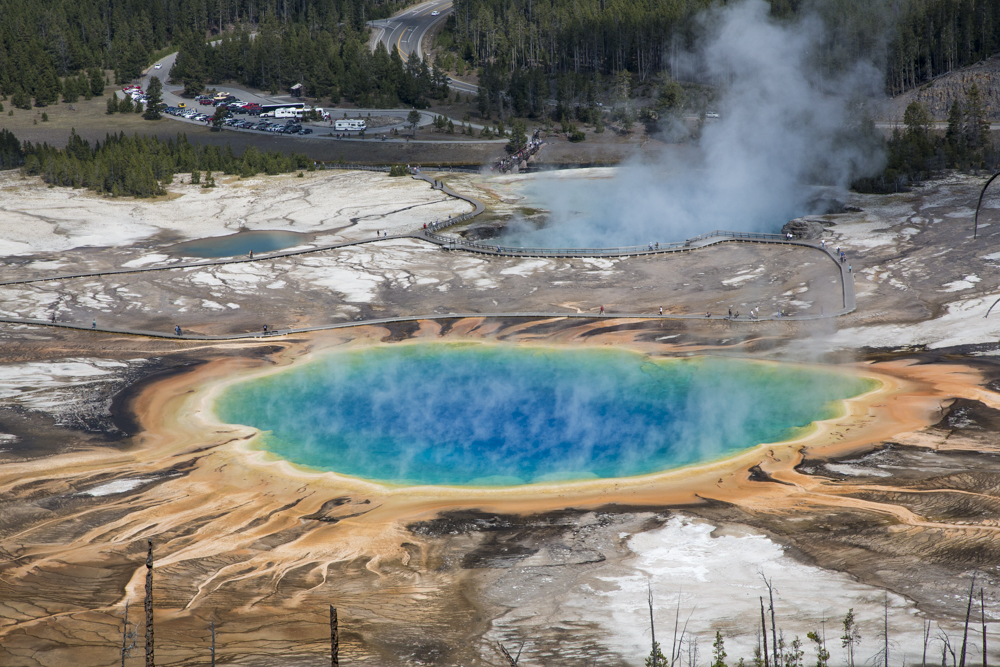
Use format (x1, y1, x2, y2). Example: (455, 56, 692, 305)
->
(334, 119, 366, 132)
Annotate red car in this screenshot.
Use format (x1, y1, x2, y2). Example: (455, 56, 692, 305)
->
(199, 99, 214, 105)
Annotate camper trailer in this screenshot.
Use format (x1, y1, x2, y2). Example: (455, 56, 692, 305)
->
(334, 119, 366, 132)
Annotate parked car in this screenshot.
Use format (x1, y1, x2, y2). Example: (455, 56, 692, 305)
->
(298, 128, 313, 135)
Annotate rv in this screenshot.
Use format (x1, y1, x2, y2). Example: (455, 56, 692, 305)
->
(334, 119, 366, 132)
(261, 107, 304, 119)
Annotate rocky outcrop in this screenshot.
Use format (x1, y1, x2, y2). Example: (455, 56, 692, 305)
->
(782, 218, 831, 239)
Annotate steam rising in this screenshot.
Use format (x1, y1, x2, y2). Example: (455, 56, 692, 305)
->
(215, 345, 872, 486)
(507, 0, 885, 248)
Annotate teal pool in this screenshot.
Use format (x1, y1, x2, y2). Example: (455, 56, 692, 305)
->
(214, 345, 874, 487)
(171, 230, 309, 258)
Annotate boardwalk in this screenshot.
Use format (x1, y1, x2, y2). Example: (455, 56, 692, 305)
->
(0, 172, 855, 340)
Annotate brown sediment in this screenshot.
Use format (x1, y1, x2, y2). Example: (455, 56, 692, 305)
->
(0, 318, 994, 666)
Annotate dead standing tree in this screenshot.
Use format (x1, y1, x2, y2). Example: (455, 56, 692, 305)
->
(648, 583, 658, 667)
(145, 539, 154, 667)
(330, 605, 339, 667)
(959, 572, 978, 667)
(120, 600, 140, 667)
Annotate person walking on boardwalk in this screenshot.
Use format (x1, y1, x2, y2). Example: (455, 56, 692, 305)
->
(92, 319, 96, 329)
(249, 250, 253, 259)
(600, 305, 605, 315)
(659, 307, 663, 316)
(175, 325, 181, 336)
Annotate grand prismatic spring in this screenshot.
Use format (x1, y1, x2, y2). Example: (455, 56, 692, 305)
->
(214, 345, 876, 486)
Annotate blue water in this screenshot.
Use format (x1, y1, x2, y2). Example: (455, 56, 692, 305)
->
(172, 230, 309, 258)
(214, 345, 874, 487)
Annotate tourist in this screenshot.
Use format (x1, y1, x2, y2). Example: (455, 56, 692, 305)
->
(92, 319, 96, 329)
(659, 307, 663, 316)
(249, 250, 253, 259)
(600, 305, 605, 315)
(728, 307, 732, 318)
(263, 324, 268, 334)
(706, 311, 711, 318)
(175, 325, 181, 336)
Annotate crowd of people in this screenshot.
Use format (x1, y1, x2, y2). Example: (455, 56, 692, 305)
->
(491, 132, 543, 174)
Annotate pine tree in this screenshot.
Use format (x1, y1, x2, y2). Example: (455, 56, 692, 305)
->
(144, 76, 163, 120)
(945, 98, 966, 166)
(106, 95, 119, 114)
(807, 630, 829, 667)
(646, 641, 667, 667)
(964, 84, 990, 154)
(62, 77, 79, 103)
(841, 609, 861, 667)
(89, 68, 106, 96)
(11, 87, 31, 110)
(712, 630, 728, 667)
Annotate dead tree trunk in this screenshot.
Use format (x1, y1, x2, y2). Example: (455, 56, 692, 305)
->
(330, 605, 339, 667)
(145, 540, 154, 667)
(762, 575, 778, 667)
(923, 620, 930, 667)
(982, 589, 987, 667)
(760, 597, 770, 667)
(884, 592, 889, 667)
(648, 583, 658, 667)
(960, 573, 977, 667)
(121, 601, 134, 667)
(671, 594, 681, 667)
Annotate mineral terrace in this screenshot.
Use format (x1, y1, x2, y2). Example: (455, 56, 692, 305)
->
(2, 167, 1000, 666)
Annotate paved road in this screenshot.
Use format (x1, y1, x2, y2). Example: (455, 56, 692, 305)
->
(369, 0, 479, 94)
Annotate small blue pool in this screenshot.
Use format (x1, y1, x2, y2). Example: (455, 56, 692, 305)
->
(172, 230, 310, 258)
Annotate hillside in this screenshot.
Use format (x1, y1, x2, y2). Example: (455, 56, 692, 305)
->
(886, 55, 1000, 122)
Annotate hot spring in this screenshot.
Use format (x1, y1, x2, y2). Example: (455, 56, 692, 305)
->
(214, 345, 874, 487)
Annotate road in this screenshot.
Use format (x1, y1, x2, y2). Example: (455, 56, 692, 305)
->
(369, 0, 479, 95)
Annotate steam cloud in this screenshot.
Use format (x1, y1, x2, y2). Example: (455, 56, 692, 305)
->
(507, 0, 886, 248)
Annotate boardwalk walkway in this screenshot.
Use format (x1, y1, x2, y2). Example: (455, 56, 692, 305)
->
(0, 171, 855, 340)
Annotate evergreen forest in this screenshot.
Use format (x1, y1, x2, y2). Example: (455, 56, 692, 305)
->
(11, 130, 311, 196)
(1, 0, 999, 112)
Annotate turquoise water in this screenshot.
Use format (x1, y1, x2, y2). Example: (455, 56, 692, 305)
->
(214, 345, 874, 487)
(172, 230, 308, 258)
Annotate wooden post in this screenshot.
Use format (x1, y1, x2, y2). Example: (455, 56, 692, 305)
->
(330, 605, 339, 667)
(145, 539, 154, 667)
